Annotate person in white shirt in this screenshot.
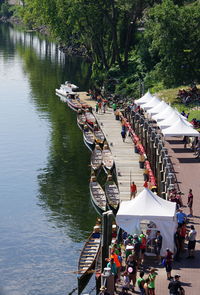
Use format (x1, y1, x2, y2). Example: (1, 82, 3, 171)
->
(187, 225, 197, 258)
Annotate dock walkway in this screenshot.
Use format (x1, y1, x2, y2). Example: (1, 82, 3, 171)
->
(78, 92, 145, 201)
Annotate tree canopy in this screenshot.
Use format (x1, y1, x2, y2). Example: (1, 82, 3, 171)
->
(11, 0, 200, 92)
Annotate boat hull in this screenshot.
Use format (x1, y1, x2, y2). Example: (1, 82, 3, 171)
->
(78, 233, 101, 294)
(91, 147, 102, 171)
(83, 130, 95, 152)
(89, 181, 107, 215)
(105, 181, 120, 214)
(102, 149, 114, 172)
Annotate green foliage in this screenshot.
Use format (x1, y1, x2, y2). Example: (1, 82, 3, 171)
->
(0, 1, 12, 17)
(11, 0, 200, 95)
(143, 0, 200, 87)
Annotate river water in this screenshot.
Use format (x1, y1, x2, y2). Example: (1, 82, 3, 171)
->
(0, 24, 97, 295)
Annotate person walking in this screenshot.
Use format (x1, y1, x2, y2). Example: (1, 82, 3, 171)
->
(187, 188, 193, 217)
(130, 182, 137, 199)
(168, 274, 184, 295)
(121, 128, 126, 142)
(187, 225, 197, 258)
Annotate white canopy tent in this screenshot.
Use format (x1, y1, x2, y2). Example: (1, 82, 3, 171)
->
(146, 100, 168, 116)
(116, 188, 177, 256)
(152, 105, 174, 122)
(142, 96, 161, 110)
(134, 91, 154, 105)
(162, 118, 199, 137)
(158, 111, 192, 129)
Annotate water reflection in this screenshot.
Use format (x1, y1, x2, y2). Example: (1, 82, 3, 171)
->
(0, 24, 96, 239)
(15, 27, 96, 240)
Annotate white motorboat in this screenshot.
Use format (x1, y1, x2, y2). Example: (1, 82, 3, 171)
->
(55, 81, 78, 97)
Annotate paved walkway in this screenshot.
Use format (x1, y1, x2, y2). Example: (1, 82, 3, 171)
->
(79, 92, 145, 201)
(79, 92, 200, 295)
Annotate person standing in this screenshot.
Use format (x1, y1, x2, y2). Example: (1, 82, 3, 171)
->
(179, 223, 187, 252)
(112, 102, 117, 112)
(154, 231, 163, 263)
(164, 248, 173, 280)
(139, 232, 147, 265)
(137, 271, 145, 295)
(187, 225, 197, 258)
(107, 258, 118, 285)
(95, 102, 99, 113)
(122, 271, 130, 292)
(168, 274, 184, 295)
(187, 188, 193, 217)
(103, 101, 107, 113)
(176, 209, 187, 227)
(148, 268, 158, 295)
(130, 182, 137, 199)
(174, 227, 181, 261)
(126, 254, 138, 292)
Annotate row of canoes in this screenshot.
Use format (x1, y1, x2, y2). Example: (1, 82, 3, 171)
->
(89, 174, 119, 215)
(55, 88, 116, 293)
(77, 110, 106, 151)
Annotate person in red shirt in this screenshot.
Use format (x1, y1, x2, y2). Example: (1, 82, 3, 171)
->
(130, 182, 137, 199)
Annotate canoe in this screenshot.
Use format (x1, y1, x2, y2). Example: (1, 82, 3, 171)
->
(95, 247, 102, 292)
(105, 177, 120, 213)
(78, 231, 101, 294)
(89, 178, 107, 214)
(85, 111, 96, 127)
(91, 145, 102, 171)
(67, 98, 82, 112)
(102, 146, 114, 172)
(94, 129, 105, 145)
(83, 128, 95, 151)
(77, 112, 86, 130)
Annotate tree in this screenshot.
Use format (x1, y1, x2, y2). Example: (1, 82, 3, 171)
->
(143, 0, 200, 87)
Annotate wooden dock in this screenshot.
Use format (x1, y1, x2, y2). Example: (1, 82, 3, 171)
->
(78, 92, 144, 201)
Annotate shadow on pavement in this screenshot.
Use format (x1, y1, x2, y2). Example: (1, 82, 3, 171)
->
(178, 158, 199, 163)
(172, 148, 193, 153)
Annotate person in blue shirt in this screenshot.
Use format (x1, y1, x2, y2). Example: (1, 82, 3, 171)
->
(176, 209, 187, 226)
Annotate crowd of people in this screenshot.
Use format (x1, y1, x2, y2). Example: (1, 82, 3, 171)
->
(101, 221, 195, 295)
(99, 186, 197, 295)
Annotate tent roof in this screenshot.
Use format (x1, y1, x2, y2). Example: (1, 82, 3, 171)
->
(158, 111, 183, 129)
(146, 100, 168, 116)
(142, 96, 161, 110)
(162, 117, 199, 137)
(116, 188, 176, 219)
(158, 112, 192, 129)
(152, 105, 174, 121)
(134, 91, 154, 105)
